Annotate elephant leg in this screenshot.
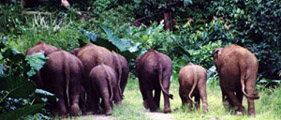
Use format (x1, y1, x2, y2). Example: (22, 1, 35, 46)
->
(113, 87, 122, 105)
(79, 86, 87, 115)
(185, 92, 193, 110)
(222, 89, 234, 109)
(139, 80, 149, 109)
(69, 78, 81, 116)
(227, 91, 245, 114)
(87, 89, 99, 114)
(162, 76, 171, 113)
(54, 89, 67, 117)
(246, 81, 256, 116)
(198, 79, 208, 112)
(154, 88, 161, 109)
(146, 88, 158, 112)
(236, 91, 243, 104)
(179, 86, 186, 107)
(100, 88, 112, 115)
(58, 97, 67, 117)
(194, 93, 200, 109)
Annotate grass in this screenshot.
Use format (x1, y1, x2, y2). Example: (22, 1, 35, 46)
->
(69, 74, 281, 120)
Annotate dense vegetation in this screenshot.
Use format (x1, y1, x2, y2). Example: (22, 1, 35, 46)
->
(0, 0, 280, 119)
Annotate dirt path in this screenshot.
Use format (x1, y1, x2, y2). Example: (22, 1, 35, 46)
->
(75, 115, 117, 120)
(145, 111, 174, 120)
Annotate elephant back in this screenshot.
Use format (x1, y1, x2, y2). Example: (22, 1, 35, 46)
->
(77, 43, 115, 76)
(26, 40, 59, 56)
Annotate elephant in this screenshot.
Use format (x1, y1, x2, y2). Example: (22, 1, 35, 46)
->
(75, 43, 123, 109)
(87, 64, 122, 115)
(26, 41, 59, 89)
(212, 44, 259, 116)
(178, 62, 208, 112)
(111, 51, 129, 95)
(135, 49, 173, 113)
(40, 50, 84, 117)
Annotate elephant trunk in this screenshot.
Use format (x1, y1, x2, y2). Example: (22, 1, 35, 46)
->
(158, 64, 173, 99)
(188, 67, 198, 104)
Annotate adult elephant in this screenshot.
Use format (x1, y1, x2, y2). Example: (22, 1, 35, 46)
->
(26, 41, 59, 89)
(178, 62, 208, 112)
(76, 43, 123, 107)
(40, 50, 83, 117)
(212, 44, 259, 116)
(135, 49, 173, 113)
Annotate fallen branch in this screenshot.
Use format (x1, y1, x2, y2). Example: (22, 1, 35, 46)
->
(22, 11, 51, 15)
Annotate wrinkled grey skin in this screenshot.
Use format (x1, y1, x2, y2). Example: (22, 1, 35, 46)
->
(87, 64, 122, 115)
(213, 44, 259, 116)
(178, 62, 208, 112)
(135, 49, 173, 113)
(41, 50, 83, 117)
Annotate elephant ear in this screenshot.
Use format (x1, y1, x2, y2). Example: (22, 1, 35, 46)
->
(213, 48, 223, 59)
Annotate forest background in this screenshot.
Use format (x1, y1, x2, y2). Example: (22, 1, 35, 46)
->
(0, 0, 280, 119)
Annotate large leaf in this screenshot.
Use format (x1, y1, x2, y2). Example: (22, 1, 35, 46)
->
(100, 25, 127, 52)
(0, 64, 5, 76)
(183, 0, 193, 7)
(34, 89, 58, 103)
(0, 76, 35, 99)
(0, 104, 45, 120)
(0, 36, 8, 49)
(2, 48, 25, 63)
(25, 53, 48, 77)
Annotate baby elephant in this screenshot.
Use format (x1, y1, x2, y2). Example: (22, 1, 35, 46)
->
(87, 64, 122, 115)
(178, 62, 208, 112)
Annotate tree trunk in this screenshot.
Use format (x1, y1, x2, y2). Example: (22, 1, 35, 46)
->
(163, 11, 173, 31)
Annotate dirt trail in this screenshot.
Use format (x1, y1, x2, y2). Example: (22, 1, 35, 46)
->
(145, 111, 174, 120)
(76, 115, 117, 120)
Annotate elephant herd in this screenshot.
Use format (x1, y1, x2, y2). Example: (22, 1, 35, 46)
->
(26, 41, 259, 117)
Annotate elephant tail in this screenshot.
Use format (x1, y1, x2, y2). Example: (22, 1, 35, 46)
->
(104, 65, 114, 101)
(64, 57, 71, 109)
(240, 62, 259, 99)
(112, 51, 123, 99)
(188, 66, 198, 104)
(158, 64, 173, 99)
(241, 80, 259, 99)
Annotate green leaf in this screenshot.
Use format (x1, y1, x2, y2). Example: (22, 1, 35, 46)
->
(0, 64, 5, 75)
(2, 48, 25, 63)
(0, 104, 45, 120)
(0, 76, 35, 99)
(25, 53, 48, 77)
(35, 89, 54, 96)
(0, 36, 8, 49)
(35, 89, 57, 103)
(100, 25, 127, 52)
(183, 0, 193, 7)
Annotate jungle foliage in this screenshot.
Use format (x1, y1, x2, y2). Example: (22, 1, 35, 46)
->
(0, 0, 280, 119)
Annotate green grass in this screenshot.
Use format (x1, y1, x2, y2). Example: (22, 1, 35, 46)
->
(70, 74, 281, 120)
(169, 80, 281, 120)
